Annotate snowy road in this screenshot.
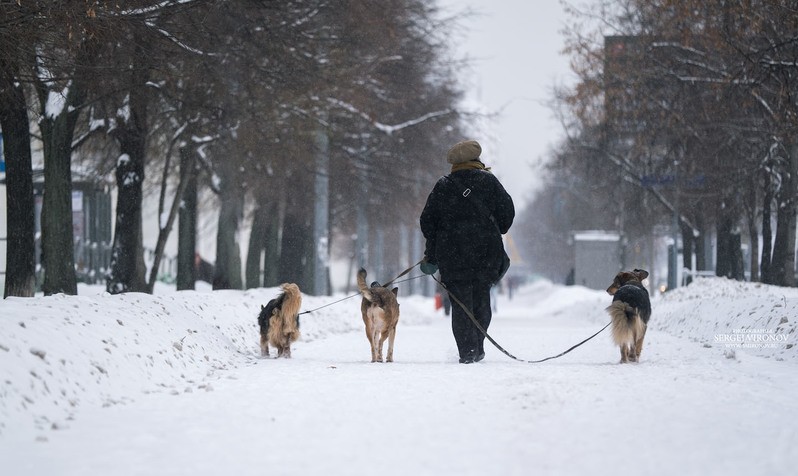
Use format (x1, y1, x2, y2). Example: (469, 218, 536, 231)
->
(3, 287, 796, 476)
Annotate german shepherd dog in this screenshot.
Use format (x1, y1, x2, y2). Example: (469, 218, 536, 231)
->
(357, 268, 400, 363)
(606, 269, 651, 363)
(257, 283, 302, 358)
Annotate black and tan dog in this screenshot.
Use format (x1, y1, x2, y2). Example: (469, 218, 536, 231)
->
(257, 283, 302, 358)
(606, 269, 651, 363)
(357, 268, 400, 363)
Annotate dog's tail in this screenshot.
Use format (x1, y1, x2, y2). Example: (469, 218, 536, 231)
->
(357, 268, 374, 301)
(279, 283, 302, 321)
(606, 301, 645, 346)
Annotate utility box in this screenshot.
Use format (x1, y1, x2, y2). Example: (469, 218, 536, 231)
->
(573, 231, 621, 290)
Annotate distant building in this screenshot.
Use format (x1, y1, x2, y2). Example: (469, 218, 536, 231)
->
(573, 231, 621, 290)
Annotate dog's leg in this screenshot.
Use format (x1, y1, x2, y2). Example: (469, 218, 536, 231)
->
(377, 331, 389, 362)
(372, 329, 383, 362)
(366, 311, 382, 363)
(367, 330, 378, 362)
(364, 313, 378, 362)
(634, 325, 647, 362)
(371, 338, 379, 362)
(619, 344, 629, 363)
(385, 327, 396, 363)
(368, 317, 377, 362)
(284, 344, 291, 359)
(370, 336, 379, 362)
(260, 333, 270, 358)
(628, 342, 638, 363)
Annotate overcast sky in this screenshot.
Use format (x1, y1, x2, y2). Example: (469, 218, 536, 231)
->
(438, 0, 575, 209)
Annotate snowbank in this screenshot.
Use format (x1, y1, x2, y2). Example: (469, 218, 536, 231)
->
(652, 277, 797, 362)
(1, 276, 794, 440)
(0, 285, 435, 437)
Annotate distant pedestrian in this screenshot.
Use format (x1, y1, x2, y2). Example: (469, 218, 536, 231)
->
(419, 140, 515, 363)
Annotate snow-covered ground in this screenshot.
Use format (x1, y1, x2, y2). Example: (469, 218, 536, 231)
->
(1, 276, 796, 475)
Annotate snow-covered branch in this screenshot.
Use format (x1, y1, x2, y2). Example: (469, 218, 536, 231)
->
(71, 118, 106, 150)
(145, 20, 210, 56)
(327, 97, 451, 135)
(191, 134, 218, 145)
(120, 0, 200, 17)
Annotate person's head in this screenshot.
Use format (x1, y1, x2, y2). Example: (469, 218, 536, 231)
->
(446, 140, 482, 164)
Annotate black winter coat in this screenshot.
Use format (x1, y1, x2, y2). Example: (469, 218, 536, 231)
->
(420, 169, 515, 283)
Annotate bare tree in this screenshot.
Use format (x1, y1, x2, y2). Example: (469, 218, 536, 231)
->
(0, 54, 36, 297)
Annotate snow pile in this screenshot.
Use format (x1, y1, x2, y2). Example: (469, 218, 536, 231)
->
(0, 284, 435, 438)
(548, 276, 798, 363)
(0, 275, 794, 441)
(653, 277, 797, 362)
(502, 278, 607, 320)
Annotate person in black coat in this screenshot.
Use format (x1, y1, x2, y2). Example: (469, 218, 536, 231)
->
(419, 140, 515, 363)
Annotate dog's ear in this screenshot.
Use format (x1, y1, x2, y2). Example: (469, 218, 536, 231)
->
(261, 305, 265, 310)
(606, 280, 619, 295)
(391, 287, 399, 297)
(607, 271, 633, 293)
(633, 269, 649, 280)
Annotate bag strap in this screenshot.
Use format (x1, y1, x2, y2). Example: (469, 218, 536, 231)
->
(446, 175, 501, 234)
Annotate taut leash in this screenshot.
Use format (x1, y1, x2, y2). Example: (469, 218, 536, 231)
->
(432, 274, 610, 363)
(382, 259, 423, 287)
(298, 292, 361, 316)
(298, 262, 424, 316)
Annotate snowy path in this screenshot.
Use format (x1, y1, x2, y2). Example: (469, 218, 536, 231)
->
(2, 292, 797, 476)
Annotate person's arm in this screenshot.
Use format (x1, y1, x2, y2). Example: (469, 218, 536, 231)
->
(420, 182, 442, 264)
(492, 179, 515, 234)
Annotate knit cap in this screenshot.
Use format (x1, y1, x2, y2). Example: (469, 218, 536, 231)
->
(446, 140, 482, 164)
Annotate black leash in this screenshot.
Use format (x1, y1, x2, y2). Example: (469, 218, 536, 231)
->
(298, 292, 360, 316)
(432, 274, 610, 363)
(383, 259, 423, 287)
(293, 257, 607, 362)
(298, 262, 424, 316)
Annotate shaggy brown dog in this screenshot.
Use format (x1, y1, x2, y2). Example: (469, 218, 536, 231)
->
(606, 269, 652, 363)
(257, 283, 302, 358)
(357, 268, 400, 363)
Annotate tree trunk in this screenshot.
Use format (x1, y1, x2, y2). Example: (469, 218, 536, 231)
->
(680, 220, 694, 285)
(146, 145, 196, 294)
(263, 200, 282, 288)
(770, 143, 798, 287)
(107, 84, 148, 294)
(745, 181, 759, 283)
(748, 222, 759, 283)
(278, 210, 312, 291)
(245, 203, 268, 289)
(212, 172, 244, 290)
(694, 215, 707, 272)
(760, 176, 774, 284)
(731, 231, 744, 281)
(0, 62, 36, 298)
(107, 41, 153, 294)
(177, 146, 198, 291)
(38, 85, 84, 295)
(716, 205, 744, 280)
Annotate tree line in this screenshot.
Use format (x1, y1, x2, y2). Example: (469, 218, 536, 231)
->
(518, 0, 798, 288)
(1, 1, 470, 298)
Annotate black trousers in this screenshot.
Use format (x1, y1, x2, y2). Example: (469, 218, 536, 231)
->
(445, 279, 492, 360)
